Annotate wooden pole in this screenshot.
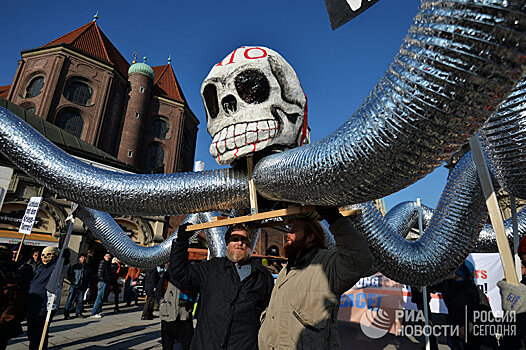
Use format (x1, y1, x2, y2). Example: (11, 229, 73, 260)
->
(186, 206, 361, 232)
(246, 156, 258, 215)
(510, 195, 522, 281)
(416, 198, 431, 350)
(469, 136, 519, 285)
(14, 234, 26, 262)
(374, 199, 386, 216)
(0, 188, 6, 211)
(38, 293, 56, 350)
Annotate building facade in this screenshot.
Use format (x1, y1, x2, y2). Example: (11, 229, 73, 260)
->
(3, 19, 198, 173)
(0, 18, 199, 263)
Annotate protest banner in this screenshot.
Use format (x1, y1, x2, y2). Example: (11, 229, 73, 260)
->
(15, 196, 42, 260)
(340, 253, 506, 334)
(338, 272, 404, 334)
(18, 196, 42, 235)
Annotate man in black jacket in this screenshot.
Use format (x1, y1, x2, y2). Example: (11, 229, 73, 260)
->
(90, 252, 113, 318)
(141, 267, 161, 320)
(170, 223, 274, 350)
(64, 253, 90, 319)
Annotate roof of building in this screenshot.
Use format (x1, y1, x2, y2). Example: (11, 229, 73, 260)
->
(39, 21, 130, 78)
(0, 85, 9, 98)
(152, 64, 188, 104)
(129, 62, 155, 81)
(0, 97, 135, 171)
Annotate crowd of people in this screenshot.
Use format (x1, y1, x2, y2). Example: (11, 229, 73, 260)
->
(0, 245, 148, 349)
(0, 208, 525, 350)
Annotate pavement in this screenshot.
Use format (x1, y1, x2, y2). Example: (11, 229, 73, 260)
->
(6, 302, 452, 350)
(7, 302, 165, 350)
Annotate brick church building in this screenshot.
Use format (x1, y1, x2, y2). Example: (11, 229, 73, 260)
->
(0, 17, 200, 257)
(2, 17, 198, 174)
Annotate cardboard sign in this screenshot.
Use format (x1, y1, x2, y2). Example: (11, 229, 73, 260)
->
(18, 197, 42, 235)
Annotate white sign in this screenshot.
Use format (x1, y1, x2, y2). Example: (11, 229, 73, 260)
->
(469, 253, 505, 316)
(194, 161, 205, 172)
(18, 197, 43, 235)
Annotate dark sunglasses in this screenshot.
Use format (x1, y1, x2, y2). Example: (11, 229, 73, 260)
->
(227, 234, 250, 245)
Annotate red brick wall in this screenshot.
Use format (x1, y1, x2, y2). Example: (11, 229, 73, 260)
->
(118, 73, 152, 167)
(10, 50, 126, 155)
(254, 227, 286, 256)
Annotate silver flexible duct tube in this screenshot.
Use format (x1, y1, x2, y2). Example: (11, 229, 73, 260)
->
(1, 1, 526, 279)
(1, 2, 526, 217)
(384, 199, 526, 252)
(0, 107, 249, 216)
(473, 207, 526, 252)
(480, 75, 526, 199)
(384, 201, 434, 238)
(253, 0, 526, 206)
(321, 220, 337, 250)
(351, 151, 488, 286)
(76, 207, 227, 268)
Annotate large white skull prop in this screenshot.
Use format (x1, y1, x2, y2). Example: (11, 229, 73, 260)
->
(201, 46, 309, 165)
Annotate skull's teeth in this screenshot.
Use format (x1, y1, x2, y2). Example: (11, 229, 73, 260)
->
(258, 129, 270, 141)
(226, 137, 236, 150)
(212, 119, 280, 157)
(235, 123, 247, 135)
(219, 128, 228, 142)
(235, 135, 246, 148)
(217, 139, 226, 153)
(246, 130, 257, 144)
(210, 143, 218, 157)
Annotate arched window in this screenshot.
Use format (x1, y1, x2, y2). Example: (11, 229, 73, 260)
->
(57, 110, 84, 138)
(64, 80, 93, 106)
(144, 144, 165, 173)
(26, 107, 36, 113)
(151, 118, 170, 139)
(26, 76, 44, 98)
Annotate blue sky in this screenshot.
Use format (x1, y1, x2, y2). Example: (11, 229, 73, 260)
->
(0, 0, 449, 211)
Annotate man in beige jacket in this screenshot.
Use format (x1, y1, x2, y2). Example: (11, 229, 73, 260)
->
(258, 207, 374, 349)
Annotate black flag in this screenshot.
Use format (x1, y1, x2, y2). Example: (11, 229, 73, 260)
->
(325, 0, 381, 30)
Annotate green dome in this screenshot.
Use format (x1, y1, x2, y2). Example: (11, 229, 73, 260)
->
(128, 62, 154, 80)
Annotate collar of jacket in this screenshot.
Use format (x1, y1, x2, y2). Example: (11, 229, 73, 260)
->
(222, 256, 266, 274)
(287, 246, 323, 271)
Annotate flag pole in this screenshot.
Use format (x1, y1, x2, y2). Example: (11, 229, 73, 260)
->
(416, 198, 431, 350)
(39, 203, 78, 350)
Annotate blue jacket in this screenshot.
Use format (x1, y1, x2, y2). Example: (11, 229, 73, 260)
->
(67, 262, 90, 289)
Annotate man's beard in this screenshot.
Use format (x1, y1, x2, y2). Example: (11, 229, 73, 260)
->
(282, 236, 307, 260)
(226, 246, 250, 264)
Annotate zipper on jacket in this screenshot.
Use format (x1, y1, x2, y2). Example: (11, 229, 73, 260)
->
(293, 310, 321, 333)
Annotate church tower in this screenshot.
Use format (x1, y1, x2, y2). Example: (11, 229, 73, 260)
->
(118, 56, 155, 168)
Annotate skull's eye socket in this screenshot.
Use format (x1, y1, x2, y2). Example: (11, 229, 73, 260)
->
(203, 84, 219, 119)
(235, 69, 270, 104)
